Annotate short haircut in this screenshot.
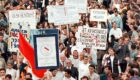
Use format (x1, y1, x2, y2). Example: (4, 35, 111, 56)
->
(5, 74, 12, 79)
(89, 64, 95, 69)
(129, 69, 135, 76)
(65, 69, 71, 75)
(81, 76, 89, 80)
(103, 66, 112, 72)
(0, 68, 6, 72)
(0, 32, 3, 36)
(26, 73, 32, 78)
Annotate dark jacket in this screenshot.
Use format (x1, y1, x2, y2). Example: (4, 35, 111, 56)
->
(106, 56, 119, 75)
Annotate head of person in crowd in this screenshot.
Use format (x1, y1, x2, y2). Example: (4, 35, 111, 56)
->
(64, 69, 72, 79)
(50, 68, 57, 77)
(43, 21, 50, 29)
(136, 55, 140, 66)
(128, 69, 135, 79)
(11, 52, 17, 62)
(0, 32, 4, 42)
(120, 73, 129, 80)
(0, 68, 6, 78)
(72, 50, 79, 59)
(18, 55, 24, 64)
(69, 31, 75, 38)
(60, 54, 66, 62)
(88, 64, 96, 75)
(25, 73, 32, 80)
(59, 43, 65, 52)
(114, 8, 119, 16)
(36, 22, 43, 29)
(79, 52, 84, 61)
(7, 61, 13, 69)
(65, 59, 72, 68)
(81, 76, 89, 80)
(5, 74, 12, 80)
(70, 37, 76, 46)
(112, 22, 117, 29)
(123, 34, 130, 45)
(82, 48, 88, 54)
(108, 47, 116, 56)
(118, 37, 125, 45)
(83, 56, 89, 64)
(104, 66, 112, 75)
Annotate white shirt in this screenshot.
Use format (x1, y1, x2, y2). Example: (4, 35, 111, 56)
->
(110, 56, 115, 72)
(88, 72, 100, 80)
(79, 62, 90, 79)
(6, 68, 17, 80)
(55, 71, 64, 80)
(26, 67, 40, 80)
(71, 58, 79, 68)
(63, 76, 76, 80)
(109, 28, 122, 42)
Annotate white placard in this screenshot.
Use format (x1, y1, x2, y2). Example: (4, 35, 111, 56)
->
(9, 10, 36, 22)
(64, 0, 87, 13)
(90, 9, 108, 22)
(8, 22, 30, 52)
(47, 5, 79, 25)
(36, 36, 57, 67)
(76, 27, 108, 50)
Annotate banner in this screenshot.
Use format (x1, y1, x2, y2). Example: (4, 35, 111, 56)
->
(47, 5, 79, 25)
(8, 22, 30, 52)
(64, 0, 87, 13)
(34, 34, 59, 69)
(8, 10, 37, 52)
(76, 27, 107, 50)
(90, 9, 108, 22)
(32, 29, 59, 69)
(9, 10, 37, 29)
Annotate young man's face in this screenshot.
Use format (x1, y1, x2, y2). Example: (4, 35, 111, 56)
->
(0, 70, 5, 76)
(104, 67, 110, 74)
(65, 72, 70, 78)
(89, 66, 94, 74)
(0, 36, 3, 42)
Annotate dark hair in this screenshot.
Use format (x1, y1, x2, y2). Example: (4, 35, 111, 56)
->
(5, 74, 12, 79)
(81, 76, 89, 80)
(131, 44, 137, 50)
(103, 66, 112, 72)
(0, 68, 6, 72)
(89, 64, 95, 69)
(0, 32, 3, 36)
(26, 73, 32, 78)
(64, 69, 71, 75)
(11, 52, 17, 55)
(129, 69, 135, 76)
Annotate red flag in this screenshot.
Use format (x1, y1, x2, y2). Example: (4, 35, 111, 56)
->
(19, 33, 46, 78)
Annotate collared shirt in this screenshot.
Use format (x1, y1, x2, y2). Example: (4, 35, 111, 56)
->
(88, 72, 100, 80)
(62, 76, 76, 80)
(109, 28, 122, 42)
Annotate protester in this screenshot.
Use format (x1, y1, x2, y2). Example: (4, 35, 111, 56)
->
(0, 0, 139, 80)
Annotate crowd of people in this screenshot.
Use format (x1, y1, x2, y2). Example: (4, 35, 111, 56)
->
(0, 0, 139, 80)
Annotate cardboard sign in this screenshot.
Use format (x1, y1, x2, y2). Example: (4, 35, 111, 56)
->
(90, 9, 108, 22)
(76, 27, 107, 50)
(47, 5, 79, 25)
(8, 22, 30, 52)
(64, 0, 87, 13)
